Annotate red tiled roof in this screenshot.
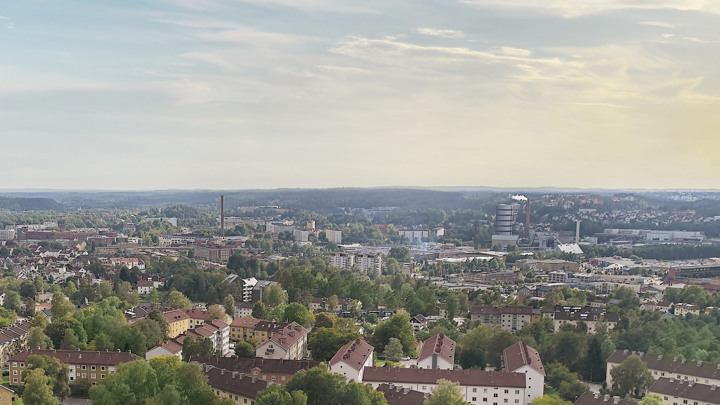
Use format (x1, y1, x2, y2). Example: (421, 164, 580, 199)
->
(163, 309, 190, 323)
(649, 378, 720, 405)
(607, 350, 720, 381)
(9, 349, 141, 366)
(363, 367, 526, 388)
(203, 366, 268, 399)
(573, 392, 636, 405)
(191, 356, 320, 375)
(377, 384, 428, 405)
(231, 317, 262, 328)
(267, 322, 307, 350)
(418, 334, 455, 365)
(503, 341, 545, 376)
(329, 339, 374, 371)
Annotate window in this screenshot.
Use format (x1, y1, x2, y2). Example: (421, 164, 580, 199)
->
(101, 374, 105, 379)
(483, 399, 488, 402)
(281, 376, 286, 381)
(504, 400, 508, 403)
(91, 374, 96, 379)
(473, 398, 477, 402)
(515, 400, 519, 403)
(12, 378, 17, 383)
(515, 390, 520, 394)
(82, 365, 87, 370)
(101, 366, 106, 371)
(473, 388, 477, 393)
(494, 394, 498, 398)
(20, 363, 24, 367)
(12, 371, 17, 375)
(504, 390, 509, 394)
(82, 373, 86, 378)
(92, 366, 96, 371)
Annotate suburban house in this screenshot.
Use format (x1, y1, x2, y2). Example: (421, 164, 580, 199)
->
(417, 334, 455, 370)
(255, 322, 308, 360)
(329, 339, 374, 382)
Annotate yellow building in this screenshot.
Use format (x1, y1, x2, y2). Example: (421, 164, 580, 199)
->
(8, 349, 141, 386)
(0, 385, 14, 405)
(163, 309, 191, 338)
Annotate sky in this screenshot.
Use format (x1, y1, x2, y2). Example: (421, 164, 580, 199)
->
(1, 0, 719, 191)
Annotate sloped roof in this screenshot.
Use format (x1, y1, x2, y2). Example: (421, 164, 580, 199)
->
(329, 339, 374, 371)
(418, 334, 455, 365)
(503, 341, 545, 376)
(363, 367, 525, 388)
(607, 350, 720, 381)
(649, 378, 720, 405)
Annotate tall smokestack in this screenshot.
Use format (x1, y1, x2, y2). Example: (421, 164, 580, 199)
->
(525, 199, 531, 238)
(221, 195, 225, 238)
(575, 219, 581, 244)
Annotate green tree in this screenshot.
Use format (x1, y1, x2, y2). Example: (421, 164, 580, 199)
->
(22, 368, 59, 405)
(51, 291, 74, 320)
(531, 394, 570, 405)
(284, 303, 314, 328)
(372, 310, 416, 355)
(182, 336, 215, 361)
(264, 284, 288, 307)
(314, 312, 336, 329)
(424, 379, 466, 405)
(27, 354, 71, 401)
(610, 355, 654, 398)
(388, 247, 410, 262)
(286, 365, 385, 405)
(27, 326, 54, 349)
(307, 328, 361, 362)
(639, 394, 663, 405)
(253, 301, 267, 319)
(256, 384, 308, 405)
(3, 290, 21, 311)
(206, 304, 226, 321)
(235, 340, 256, 358)
(167, 290, 191, 309)
(558, 380, 588, 402)
(223, 294, 235, 317)
(383, 337, 404, 362)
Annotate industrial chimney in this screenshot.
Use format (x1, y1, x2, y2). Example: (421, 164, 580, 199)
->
(221, 195, 225, 238)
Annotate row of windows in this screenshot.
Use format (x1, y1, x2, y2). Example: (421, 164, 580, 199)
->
(470, 398, 520, 404)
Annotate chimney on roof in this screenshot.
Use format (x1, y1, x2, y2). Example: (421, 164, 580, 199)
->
(594, 393, 600, 400)
(613, 397, 621, 404)
(604, 395, 610, 402)
(658, 355, 663, 360)
(682, 358, 686, 364)
(711, 385, 717, 391)
(688, 381, 694, 387)
(697, 361, 703, 366)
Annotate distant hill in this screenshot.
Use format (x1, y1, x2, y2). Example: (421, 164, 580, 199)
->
(0, 196, 59, 211)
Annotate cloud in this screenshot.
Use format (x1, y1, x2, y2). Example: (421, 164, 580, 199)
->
(461, 0, 720, 18)
(417, 27, 465, 38)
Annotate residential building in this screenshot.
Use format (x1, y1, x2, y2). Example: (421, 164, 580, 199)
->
(0, 385, 14, 405)
(185, 319, 231, 356)
(145, 339, 183, 360)
(137, 280, 154, 295)
(417, 334, 455, 370)
(606, 350, 720, 387)
(194, 245, 233, 261)
(202, 365, 269, 405)
(325, 230, 342, 244)
(503, 342, 545, 403)
(398, 229, 429, 242)
(674, 303, 700, 316)
(163, 309, 191, 338)
(548, 271, 568, 284)
(330, 253, 355, 269)
(192, 356, 320, 385)
(233, 302, 255, 318)
(649, 377, 720, 405)
(469, 306, 533, 332)
(8, 349, 141, 385)
(362, 368, 528, 405)
(255, 322, 308, 360)
(329, 339, 374, 382)
(251, 280, 280, 303)
(410, 314, 428, 332)
(109, 257, 145, 270)
(0, 320, 32, 366)
(231, 317, 263, 341)
(544, 306, 619, 333)
(356, 254, 382, 274)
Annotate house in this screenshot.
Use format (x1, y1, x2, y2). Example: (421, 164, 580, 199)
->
(255, 322, 308, 360)
(163, 309, 191, 338)
(410, 314, 428, 332)
(543, 306, 619, 333)
(145, 339, 183, 360)
(137, 280, 155, 295)
(329, 339, 374, 382)
(233, 302, 255, 318)
(185, 319, 231, 356)
(202, 365, 269, 404)
(469, 306, 534, 332)
(0, 385, 14, 405)
(0, 320, 32, 366)
(648, 377, 720, 405)
(362, 368, 528, 405)
(230, 317, 263, 341)
(606, 350, 720, 387)
(191, 356, 320, 385)
(673, 303, 700, 316)
(503, 342, 545, 403)
(8, 349, 141, 385)
(417, 334, 455, 370)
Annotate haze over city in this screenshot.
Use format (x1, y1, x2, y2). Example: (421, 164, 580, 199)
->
(2, 1, 719, 190)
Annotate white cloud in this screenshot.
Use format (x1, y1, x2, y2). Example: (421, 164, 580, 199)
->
(417, 27, 465, 38)
(461, 0, 720, 18)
